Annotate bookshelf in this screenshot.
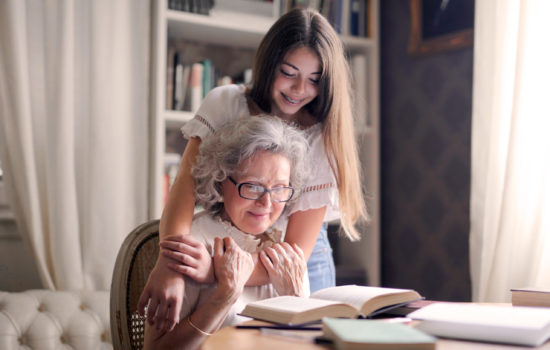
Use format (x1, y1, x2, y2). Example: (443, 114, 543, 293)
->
(149, 0, 380, 286)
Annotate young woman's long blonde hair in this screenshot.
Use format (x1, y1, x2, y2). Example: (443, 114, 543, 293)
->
(250, 8, 368, 240)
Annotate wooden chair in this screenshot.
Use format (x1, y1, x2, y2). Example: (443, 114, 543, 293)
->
(110, 220, 160, 350)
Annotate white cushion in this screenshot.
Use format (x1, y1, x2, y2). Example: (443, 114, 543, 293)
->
(0, 290, 111, 350)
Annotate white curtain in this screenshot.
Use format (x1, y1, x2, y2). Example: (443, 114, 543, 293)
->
(470, 0, 550, 302)
(0, 0, 149, 290)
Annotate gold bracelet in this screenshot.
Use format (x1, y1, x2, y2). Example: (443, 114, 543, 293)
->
(187, 316, 213, 336)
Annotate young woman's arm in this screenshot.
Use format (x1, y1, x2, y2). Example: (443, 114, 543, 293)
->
(137, 137, 201, 332)
(161, 207, 327, 287)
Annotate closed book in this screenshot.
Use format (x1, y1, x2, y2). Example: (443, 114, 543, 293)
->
(511, 287, 550, 308)
(166, 46, 176, 110)
(350, 0, 360, 36)
(240, 285, 422, 325)
(190, 62, 203, 113)
(409, 302, 550, 347)
(323, 318, 436, 350)
(201, 59, 212, 98)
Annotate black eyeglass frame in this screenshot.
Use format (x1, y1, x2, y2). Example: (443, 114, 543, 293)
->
(228, 176, 295, 203)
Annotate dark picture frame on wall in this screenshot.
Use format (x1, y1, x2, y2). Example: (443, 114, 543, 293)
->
(408, 0, 474, 57)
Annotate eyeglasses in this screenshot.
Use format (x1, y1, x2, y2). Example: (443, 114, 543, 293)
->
(228, 177, 294, 203)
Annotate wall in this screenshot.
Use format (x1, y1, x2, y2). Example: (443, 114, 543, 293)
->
(379, 1, 472, 301)
(0, 220, 42, 291)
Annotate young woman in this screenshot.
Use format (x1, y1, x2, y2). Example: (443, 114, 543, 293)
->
(144, 116, 309, 349)
(139, 8, 368, 332)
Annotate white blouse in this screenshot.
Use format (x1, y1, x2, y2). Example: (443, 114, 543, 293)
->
(179, 211, 309, 327)
(181, 84, 340, 223)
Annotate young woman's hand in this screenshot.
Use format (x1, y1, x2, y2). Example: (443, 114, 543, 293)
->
(137, 255, 185, 332)
(212, 237, 254, 303)
(260, 242, 306, 297)
(160, 235, 215, 284)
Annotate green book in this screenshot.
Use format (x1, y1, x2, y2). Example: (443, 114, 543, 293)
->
(201, 59, 212, 98)
(322, 318, 436, 350)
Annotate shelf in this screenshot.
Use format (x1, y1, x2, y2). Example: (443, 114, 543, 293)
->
(342, 35, 376, 53)
(166, 10, 374, 52)
(152, 0, 381, 286)
(167, 10, 274, 48)
(165, 110, 193, 129)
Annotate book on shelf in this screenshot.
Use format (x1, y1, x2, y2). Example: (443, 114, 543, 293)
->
(350, 0, 367, 37)
(201, 59, 212, 99)
(322, 318, 436, 350)
(189, 62, 203, 113)
(240, 285, 423, 325)
(216, 0, 276, 18)
(173, 52, 191, 111)
(409, 302, 550, 347)
(163, 153, 182, 205)
(511, 287, 550, 308)
(350, 53, 368, 131)
(166, 46, 176, 110)
(168, 0, 214, 15)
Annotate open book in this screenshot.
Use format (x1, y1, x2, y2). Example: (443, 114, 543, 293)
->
(240, 285, 422, 325)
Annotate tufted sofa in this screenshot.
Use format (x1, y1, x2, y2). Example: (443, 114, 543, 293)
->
(0, 289, 112, 350)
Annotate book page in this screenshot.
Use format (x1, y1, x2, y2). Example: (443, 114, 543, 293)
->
(246, 295, 344, 313)
(311, 285, 414, 313)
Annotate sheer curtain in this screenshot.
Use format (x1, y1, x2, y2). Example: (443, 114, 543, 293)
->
(0, 0, 149, 290)
(470, 0, 550, 302)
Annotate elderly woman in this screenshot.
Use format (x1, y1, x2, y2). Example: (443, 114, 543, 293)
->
(143, 115, 310, 350)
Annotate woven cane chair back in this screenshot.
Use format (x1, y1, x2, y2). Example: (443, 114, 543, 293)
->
(110, 220, 160, 350)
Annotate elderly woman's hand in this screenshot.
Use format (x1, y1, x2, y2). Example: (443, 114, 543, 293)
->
(211, 237, 254, 303)
(260, 242, 306, 297)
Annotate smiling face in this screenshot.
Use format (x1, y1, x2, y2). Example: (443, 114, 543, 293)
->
(270, 46, 321, 121)
(220, 150, 291, 235)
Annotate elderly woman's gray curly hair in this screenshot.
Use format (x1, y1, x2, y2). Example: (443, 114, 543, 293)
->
(193, 115, 310, 216)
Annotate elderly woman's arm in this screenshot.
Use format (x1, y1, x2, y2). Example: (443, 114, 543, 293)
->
(144, 237, 254, 350)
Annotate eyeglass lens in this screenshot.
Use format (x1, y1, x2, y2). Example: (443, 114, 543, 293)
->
(239, 183, 293, 202)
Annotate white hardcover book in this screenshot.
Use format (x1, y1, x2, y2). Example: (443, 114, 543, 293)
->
(409, 302, 550, 347)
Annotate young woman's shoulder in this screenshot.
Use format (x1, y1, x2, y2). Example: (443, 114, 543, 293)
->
(197, 84, 249, 124)
(202, 84, 246, 104)
(182, 84, 249, 139)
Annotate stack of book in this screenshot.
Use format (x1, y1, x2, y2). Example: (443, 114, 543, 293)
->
(280, 0, 370, 37)
(166, 49, 252, 112)
(168, 0, 215, 15)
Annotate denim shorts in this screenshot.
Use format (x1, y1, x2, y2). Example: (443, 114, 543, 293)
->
(307, 223, 335, 293)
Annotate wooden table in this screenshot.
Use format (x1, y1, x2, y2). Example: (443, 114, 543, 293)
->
(202, 320, 550, 350)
